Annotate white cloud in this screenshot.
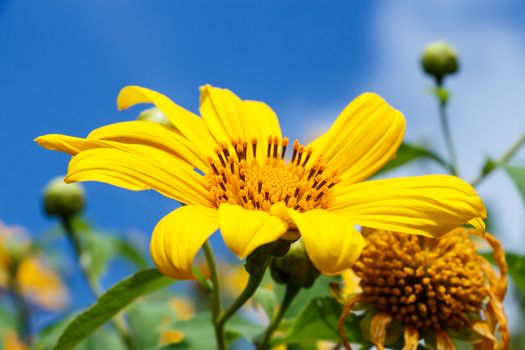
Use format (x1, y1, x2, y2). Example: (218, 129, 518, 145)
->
(367, 0, 525, 250)
(368, 0, 525, 329)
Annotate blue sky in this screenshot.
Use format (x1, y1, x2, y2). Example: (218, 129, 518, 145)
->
(2, 0, 525, 328)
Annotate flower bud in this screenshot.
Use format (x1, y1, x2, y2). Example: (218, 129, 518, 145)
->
(137, 107, 174, 128)
(421, 41, 459, 84)
(270, 240, 320, 288)
(42, 176, 85, 218)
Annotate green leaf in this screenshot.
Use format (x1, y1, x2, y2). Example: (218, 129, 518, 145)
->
(81, 232, 116, 279)
(376, 143, 447, 175)
(253, 288, 277, 319)
(159, 313, 263, 350)
(52, 269, 172, 350)
(285, 275, 335, 317)
(127, 300, 179, 349)
(81, 232, 148, 280)
(113, 237, 148, 269)
(504, 165, 525, 205)
(271, 297, 364, 347)
(0, 307, 16, 349)
(77, 328, 128, 350)
(505, 253, 525, 294)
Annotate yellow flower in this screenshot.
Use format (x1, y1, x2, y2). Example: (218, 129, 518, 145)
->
(16, 256, 69, 311)
(339, 228, 508, 350)
(36, 85, 486, 278)
(0, 221, 68, 311)
(2, 329, 27, 350)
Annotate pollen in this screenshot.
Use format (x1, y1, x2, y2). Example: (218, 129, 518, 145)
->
(352, 230, 487, 331)
(205, 136, 338, 211)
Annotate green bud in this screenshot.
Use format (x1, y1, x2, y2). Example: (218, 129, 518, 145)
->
(43, 176, 85, 218)
(137, 107, 175, 128)
(421, 41, 459, 84)
(270, 240, 320, 288)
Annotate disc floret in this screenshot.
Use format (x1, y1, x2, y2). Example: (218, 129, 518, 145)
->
(206, 135, 339, 212)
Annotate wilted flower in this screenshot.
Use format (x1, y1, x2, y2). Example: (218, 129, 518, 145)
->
(338, 228, 508, 350)
(36, 85, 485, 279)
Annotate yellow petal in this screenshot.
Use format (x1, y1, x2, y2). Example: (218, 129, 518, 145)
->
(66, 145, 213, 206)
(309, 93, 405, 184)
(199, 85, 282, 149)
(150, 205, 218, 280)
(435, 330, 456, 350)
(3, 329, 27, 350)
(16, 256, 68, 311)
(402, 327, 419, 350)
(218, 204, 287, 259)
(35, 134, 103, 155)
(287, 209, 365, 275)
(471, 322, 497, 350)
(369, 313, 393, 350)
(117, 85, 217, 156)
(330, 175, 486, 238)
(87, 121, 209, 171)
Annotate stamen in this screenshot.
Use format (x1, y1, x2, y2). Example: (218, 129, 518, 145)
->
(296, 146, 305, 165)
(272, 136, 279, 158)
(291, 140, 299, 163)
(206, 135, 337, 211)
(251, 138, 258, 158)
(281, 137, 289, 159)
(302, 147, 313, 166)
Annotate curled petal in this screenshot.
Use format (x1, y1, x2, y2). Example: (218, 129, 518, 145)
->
(309, 93, 405, 184)
(369, 313, 393, 350)
(199, 85, 282, 145)
(337, 295, 364, 350)
(87, 121, 209, 171)
(150, 206, 218, 280)
(471, 322, 497, 350)
(435, 330, 455, 350)
(287, 209, 365, 275)
(65, 145, 213, 206)
(402, 327, 419, 350)
(117, 85, 217, 156)
(330, 175, 486, 238)
(218, 204, 287, 259)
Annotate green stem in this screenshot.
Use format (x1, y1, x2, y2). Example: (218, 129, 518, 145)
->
(258, 284, 300, 350)
(59, 216, 135, 350)
(203, 241, 226, 350)
(215, 255, 271, 348)
(9, 262, 31, 344)
(438, 98, 458, 176)
(471, 132, 525, 187)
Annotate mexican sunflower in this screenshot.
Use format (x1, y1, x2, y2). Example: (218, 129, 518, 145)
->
(35, 85, 486, 278)
(337, 228, 508, 350)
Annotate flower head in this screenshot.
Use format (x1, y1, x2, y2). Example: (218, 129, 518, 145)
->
(338, 228, 508, 350)
(36, 85, 486, 278)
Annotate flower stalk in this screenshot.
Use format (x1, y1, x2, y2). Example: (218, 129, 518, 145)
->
(59, 215, 135, 350)
(471, 132, 525, 186)
(8, 261, 31, 344)
(436, 87, 458, 176)
(203, 241, 226, 350)
(214, 253, 271, 349)
(257, 284, 300, 349)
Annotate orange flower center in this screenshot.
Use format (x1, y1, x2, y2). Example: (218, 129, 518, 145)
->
(206, 136, 339, 211)
(353, 231, 487, 331)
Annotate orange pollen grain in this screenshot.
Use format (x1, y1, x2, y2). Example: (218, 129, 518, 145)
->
(205, 136, 338, 211)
